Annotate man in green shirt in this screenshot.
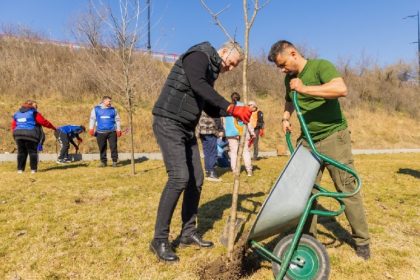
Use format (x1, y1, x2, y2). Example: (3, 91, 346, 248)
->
(268, 40, 370, 260)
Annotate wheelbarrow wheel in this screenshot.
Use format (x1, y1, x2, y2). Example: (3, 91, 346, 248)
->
(272, 234, 330, 280)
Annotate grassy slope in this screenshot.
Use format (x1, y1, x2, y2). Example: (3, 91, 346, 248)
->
(1, 95, 420, 154)
(0, 153, 419, 279)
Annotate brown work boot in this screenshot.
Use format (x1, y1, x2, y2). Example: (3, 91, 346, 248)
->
(356, 244, 371, 260)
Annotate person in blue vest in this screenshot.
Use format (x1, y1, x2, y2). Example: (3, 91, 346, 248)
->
(11, 100, 56, 173)
(88, 96, 122, 167)
(223, 92, 255, 176)
(55, 125, 86, 163)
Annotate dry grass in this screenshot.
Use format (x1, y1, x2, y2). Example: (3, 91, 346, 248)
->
(2, 96, 420, 155)
(1, 37, 419, 154)
(0, 153, 419, 279)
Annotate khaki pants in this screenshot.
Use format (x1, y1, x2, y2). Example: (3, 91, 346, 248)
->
(302, 128, 370, 246)
(227, 136, 252, 173)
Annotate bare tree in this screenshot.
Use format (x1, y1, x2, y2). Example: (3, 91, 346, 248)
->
(76, 0, 146, 175)
(73, 1, 104, 49)
(200, 0, 271, 260)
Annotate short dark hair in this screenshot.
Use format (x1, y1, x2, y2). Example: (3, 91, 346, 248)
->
(102, 96, 112, 101)
(231, 92, 241, 103)
(268, 40, 296, 62)
(80, 125, 86, 132)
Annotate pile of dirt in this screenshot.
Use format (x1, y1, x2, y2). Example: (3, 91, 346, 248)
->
(197, 236, 261, 280)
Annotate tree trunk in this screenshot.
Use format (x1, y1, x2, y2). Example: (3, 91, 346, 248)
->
(227, 2, 251, 260)
(126, 86, 136, 175)
(128, 106, 135, 175)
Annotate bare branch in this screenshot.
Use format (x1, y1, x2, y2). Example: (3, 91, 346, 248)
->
(248, 0, 259, 28)
(199, 0, 235, 42)
(246, 0, 272, 29)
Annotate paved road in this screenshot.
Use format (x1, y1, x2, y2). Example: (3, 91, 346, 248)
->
(1, 149, 419, 162)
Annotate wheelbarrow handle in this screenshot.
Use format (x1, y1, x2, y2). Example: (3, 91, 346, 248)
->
(288, 91, 362, 199)
(285, 131, 294, 154)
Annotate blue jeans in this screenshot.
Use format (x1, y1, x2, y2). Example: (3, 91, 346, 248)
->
(152, 116, 204, 240)
(200, 134, 217, 172)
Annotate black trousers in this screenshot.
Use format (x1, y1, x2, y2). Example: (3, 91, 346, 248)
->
(253, 128, 260, 159)
(16, 139, 38, 171)
(55, 131, 70, 160)
(96, 131, 118, 163)
(152, 116, 204, 240)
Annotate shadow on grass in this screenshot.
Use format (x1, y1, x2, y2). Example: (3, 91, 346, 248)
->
(317, 205, 355, 248)
(397, 168, 420, 179)
(40, 162, 89, 172)
(198, 191, 265, 237)
(118, 156, 148, 166)
(216, 165, 262, 177)
(216, 166, 231, 177)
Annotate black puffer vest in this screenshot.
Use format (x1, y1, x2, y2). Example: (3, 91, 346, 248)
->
(152, 42, 222, 129)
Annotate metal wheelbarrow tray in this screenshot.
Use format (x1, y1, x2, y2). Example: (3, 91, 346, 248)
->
(248, 143, 321, 241)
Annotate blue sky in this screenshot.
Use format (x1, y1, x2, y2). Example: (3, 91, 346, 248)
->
(0, 0, 419, 67)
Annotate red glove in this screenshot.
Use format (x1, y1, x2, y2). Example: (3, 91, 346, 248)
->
(116, 130, 122, 137)
(89, 129, 95, 136)
(227, 104, 252, 124)
(259, 128, 264, 137)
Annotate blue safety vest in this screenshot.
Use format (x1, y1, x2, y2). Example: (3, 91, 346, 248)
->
(224, 102, 244, 137)
(95, 106, 116, 131)
(58, 125, 84, 135)
(13, 109, 36, 130)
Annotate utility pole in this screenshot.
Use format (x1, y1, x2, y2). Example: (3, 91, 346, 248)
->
(147, 0, 151, 52)
(403, 11, 420, 84)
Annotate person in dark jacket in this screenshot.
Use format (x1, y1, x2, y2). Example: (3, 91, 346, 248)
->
(150, 41, 252, 262)
(248, 100, 265, 160)
(11, 100, 56, 173)
(55, 125, 86, 163)
(197, 112, 223, 181)
(88, 96, 122, 167)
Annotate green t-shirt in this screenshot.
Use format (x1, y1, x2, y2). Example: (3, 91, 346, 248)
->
(285, 59, 347, 142)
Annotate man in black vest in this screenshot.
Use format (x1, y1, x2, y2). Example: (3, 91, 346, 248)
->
(151, 41, 252, 262)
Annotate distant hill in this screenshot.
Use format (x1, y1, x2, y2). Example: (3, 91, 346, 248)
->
(1, 36, 419, 153)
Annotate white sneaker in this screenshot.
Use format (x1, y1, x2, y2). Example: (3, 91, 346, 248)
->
(31, 170, 36, 174)
(247, 170, 253, 177)
(17, 170, 23, 174)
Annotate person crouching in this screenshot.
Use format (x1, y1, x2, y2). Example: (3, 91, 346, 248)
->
(55, 125, 86, 163)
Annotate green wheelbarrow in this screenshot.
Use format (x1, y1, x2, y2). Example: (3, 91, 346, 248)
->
(247, 91, 362, 280)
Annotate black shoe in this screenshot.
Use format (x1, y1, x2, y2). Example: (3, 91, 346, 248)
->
(179, 233, 214, 248)
(205, 170, 222, 182)
(149, 239, 179, 262)
(356, 244, 371, 260)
